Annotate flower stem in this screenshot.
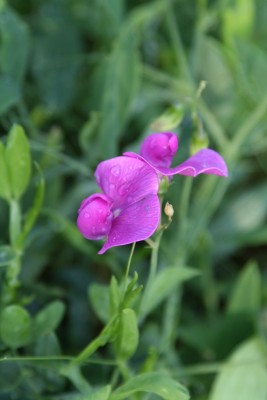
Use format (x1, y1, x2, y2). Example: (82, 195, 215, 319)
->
(176, 177, 193, 263)
(121, 242, 136, 299)
(3, 199, 22, 304)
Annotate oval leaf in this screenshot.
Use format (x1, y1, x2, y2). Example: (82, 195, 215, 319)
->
(33, 301, 66, 338)
(0, 305, 32, 348)
(115, 308, 139, 360)
(5, 124, 31, 199)
(0, 141, 11, 200)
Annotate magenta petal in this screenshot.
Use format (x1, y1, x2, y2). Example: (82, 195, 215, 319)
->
(140, 132, 178, 168)
(77, 194, 113, 240)
(95, 156, 159, 209)
(98, 194, 160, 254)
(124, 149, 228, 177)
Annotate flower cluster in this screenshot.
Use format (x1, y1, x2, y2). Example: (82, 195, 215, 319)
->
(77, 132, 228, 254)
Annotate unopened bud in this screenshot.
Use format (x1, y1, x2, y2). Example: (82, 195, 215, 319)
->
(164, 202, 174, 222)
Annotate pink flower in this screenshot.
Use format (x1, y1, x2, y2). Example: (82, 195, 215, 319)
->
(77, 132, 228, 254)
(124, 132, 228, 177)
(77, 156, 160, 254)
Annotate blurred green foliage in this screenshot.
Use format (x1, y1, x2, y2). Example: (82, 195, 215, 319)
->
(0, 0, 267, 399)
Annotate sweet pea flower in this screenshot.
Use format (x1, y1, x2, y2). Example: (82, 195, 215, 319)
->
(124, 132, 228, 177)
(77, 156, 160, 254)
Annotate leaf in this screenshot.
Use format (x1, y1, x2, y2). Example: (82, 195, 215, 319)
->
(140, 266, 199, 318)
(149, 104, 185, 131)
(0, 141, 11, 200)
(222, 0, 255, 42)
(211, 183, 267, 257)
(227, 261, 261, 315)
(5, 124, 31, 199)
(194, 37, 233, 97)
(97, 26, 140, 158)
(0, 6, 30, 82)
(33, 301, 66, 338)
(34, 331, 61, 356)
(210, 338, 267, 400)
(0, 305, 32, 348)
(109, 372, 189, 400)
(89, 283, 110, 323)
(0, 245, 17, 267)
(85, 385, 111, 400)
(18, 163, 45, 246)
(0, 74, 20, 115)
(115, 309, 139, 360)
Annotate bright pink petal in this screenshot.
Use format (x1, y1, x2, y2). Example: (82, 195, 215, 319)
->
(124, 149, 228, 177)
(77, 194, 113, 240)
(94, 156, 159, 209)
(98, 194, 160, 254)
(140, 132, 178, 168)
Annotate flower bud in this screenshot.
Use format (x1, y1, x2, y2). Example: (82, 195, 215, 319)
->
(140, 132, 178, 169)
(164, 202, 174, 222)
(77, 194, 113, 240)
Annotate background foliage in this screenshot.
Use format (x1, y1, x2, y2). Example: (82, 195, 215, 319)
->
(0, 0, 267, 399)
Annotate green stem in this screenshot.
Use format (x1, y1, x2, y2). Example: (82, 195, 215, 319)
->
(9, 198, 21, 249)
(176, 178, 193, 263)
(121, 242, 136, 299)
(140, 230, 162, 316)
(4, 199, 23, 301)
(160, 290, 181, 355)
(179, 358, 265, 377)
(71, 315, 118, 366)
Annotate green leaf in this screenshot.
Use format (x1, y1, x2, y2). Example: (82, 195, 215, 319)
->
(210, 338, 267, 400)
(140, 266, 199, 318)
(0, 245, 17, 267)
(149, 104, 184, 131)
(227, 261, 261, 314)
(0, 74, 20, 115)
(109, 372, 189, 400)
(33, 301, 66, 338)
(34, 331, 61, 356)
(5, 124, 31, 199)
(0, 6, 30, 82)
(89, 283, 110, 323)
(97, 26, 140, 158)
(194, 38, 233, 97)
(85, 385, 111, 400)
(115, 309, 139, 360)
(0, 141, 11, 200)
(18, 163, 45, 246)
(0, 305, 32, 348)
(222, 0, 255, 42)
